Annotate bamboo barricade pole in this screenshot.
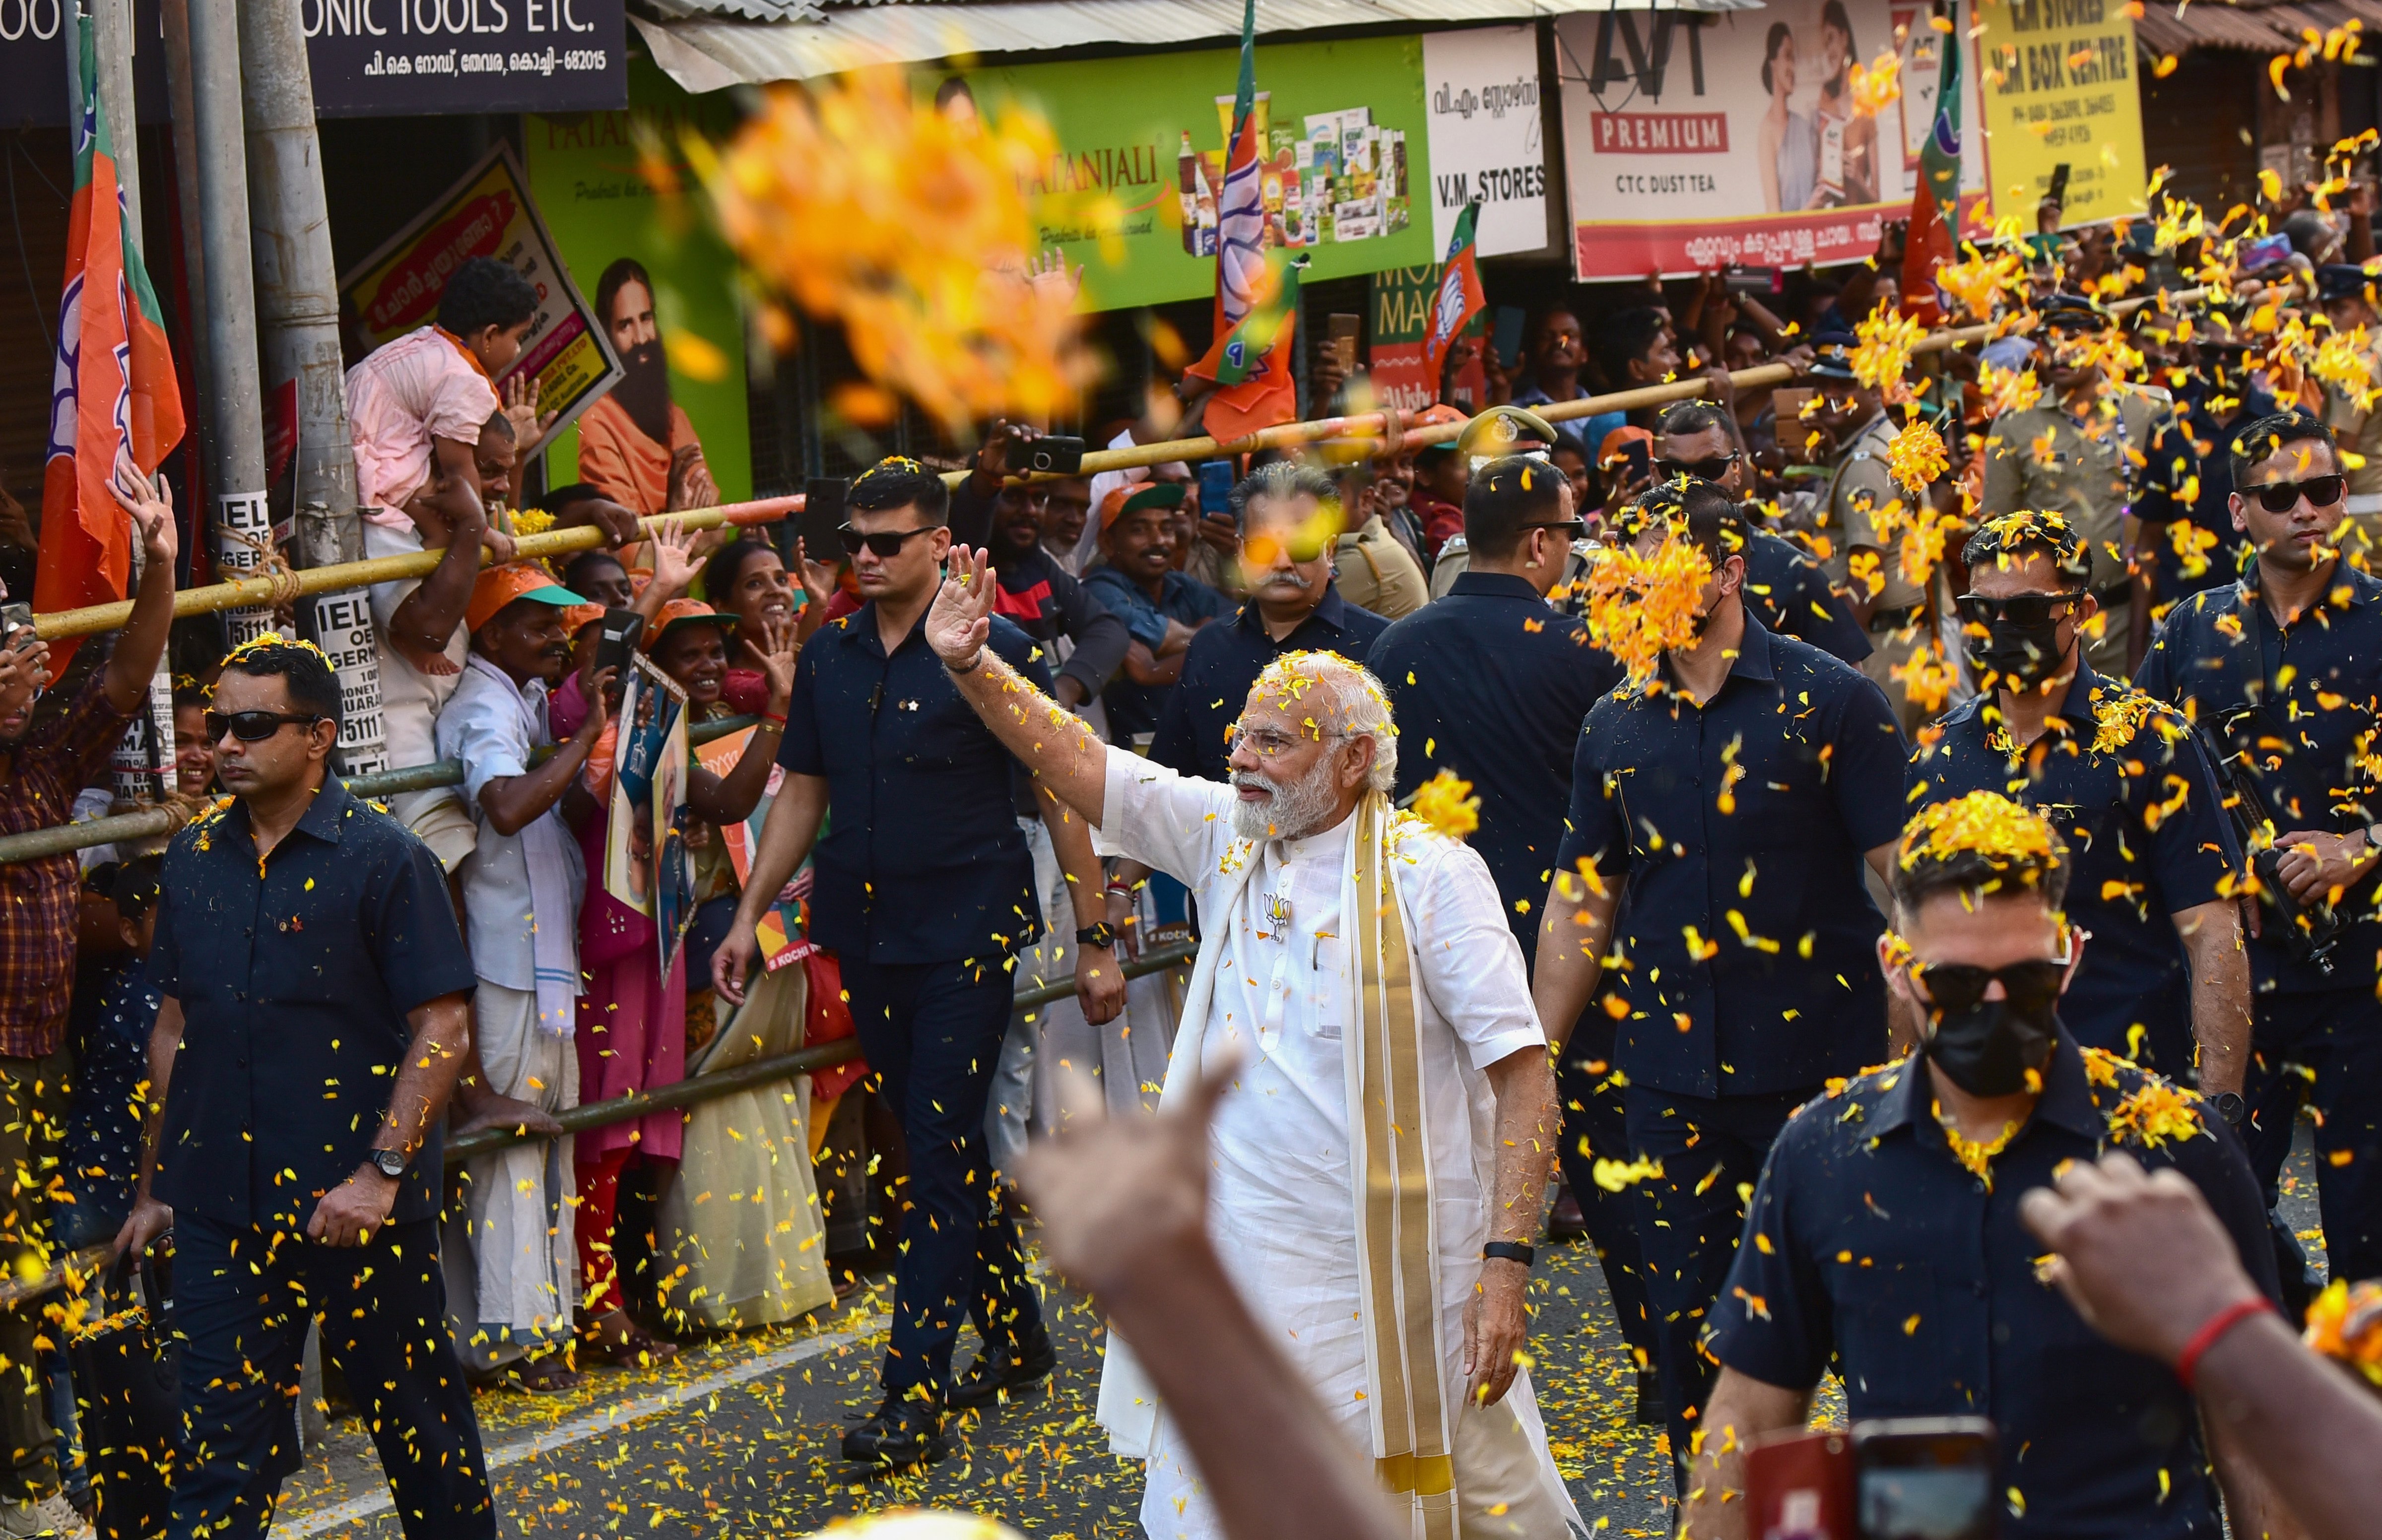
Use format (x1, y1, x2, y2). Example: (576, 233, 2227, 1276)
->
(0, 939, 1203, 1309)
(29, 288, 2218, 647)
(0, 713, 766, 866)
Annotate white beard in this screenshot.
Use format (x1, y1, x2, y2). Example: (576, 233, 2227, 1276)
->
(1228, 757, 1342, 843)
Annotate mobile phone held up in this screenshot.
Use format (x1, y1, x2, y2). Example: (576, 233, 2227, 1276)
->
(1726, 266, 1785, 296)
(591, 609, 644, 697)
(1746, 1419, 1997, 1540)
(1004, 435, 1087, 477)
(1195, 460, 1236, 523)
(797, 477, 850, 569)
(2238, 231, 2295, 272)
(0, 603, 33, 652)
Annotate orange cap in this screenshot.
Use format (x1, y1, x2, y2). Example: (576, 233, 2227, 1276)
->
(1597, 426, 1655, 468)
(467, 563, 586, 634)
(646, 598, 736, 650)
(560, 603, 606, 636)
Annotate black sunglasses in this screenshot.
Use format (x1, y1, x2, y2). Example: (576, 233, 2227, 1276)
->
(205, 709, 323, 743)
(836, 524, 939, 558)
(2249, 475, 2346, 514)
(1955, 593, 2083, 628)
(1656, 453, 1739, 483)
(1910, 957, 2069, 1017)
(1523, 518, 1589, 540)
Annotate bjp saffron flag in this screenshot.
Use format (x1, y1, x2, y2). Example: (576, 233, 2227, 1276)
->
(1183, 0, 1302, 444)
(1422, 201, 1488, 385)
(1901, 2, 1963, 324)
(38, 11, 186, 667)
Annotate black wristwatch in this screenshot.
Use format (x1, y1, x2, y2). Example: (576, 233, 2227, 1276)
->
(1483, 1241, 1536, 1268)
(366, 1148, 407, 1180)
(1076, 922, 1118, 950)
(2214, 1091, 2247, 1128)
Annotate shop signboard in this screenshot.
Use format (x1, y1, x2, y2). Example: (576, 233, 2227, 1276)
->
(527, 59, 751, 512)
(1970, 0, 2147, 224)
(1420, 25, 1550, 259)
(1556, 0, 1995, 278)
(340, 140, 621, 455)
(926, 33, 1435, 313)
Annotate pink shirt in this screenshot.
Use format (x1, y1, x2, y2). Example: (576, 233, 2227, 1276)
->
(344, 325, 500, 528)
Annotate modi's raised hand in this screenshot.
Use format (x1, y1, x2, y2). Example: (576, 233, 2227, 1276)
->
(926, 544, 996, 672)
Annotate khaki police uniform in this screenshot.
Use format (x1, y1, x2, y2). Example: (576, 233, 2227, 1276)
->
(1823, 411, 1932, 734)
(2321, 353, 2382, 564)
(1333, 514, 1431, 619)
(1979, 384, 2169, 680)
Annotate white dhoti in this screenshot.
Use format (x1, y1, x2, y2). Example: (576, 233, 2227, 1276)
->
(988, 815, 1181, 1175)
(445, 980, 579, 1369)
(1092, 747, 1584, 1540)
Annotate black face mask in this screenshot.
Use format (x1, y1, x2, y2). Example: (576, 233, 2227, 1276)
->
(1972, 616, 2067, 689)
(1925, 995, 2060, 1097)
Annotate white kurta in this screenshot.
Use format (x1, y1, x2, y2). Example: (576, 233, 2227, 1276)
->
(1094, 748, 1583, 1540)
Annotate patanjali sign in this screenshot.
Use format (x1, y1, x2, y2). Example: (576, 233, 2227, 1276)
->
(302, 0, 625, 117)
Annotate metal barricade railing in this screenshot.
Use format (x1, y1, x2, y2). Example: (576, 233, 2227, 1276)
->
(0, 939, 1198, 1309)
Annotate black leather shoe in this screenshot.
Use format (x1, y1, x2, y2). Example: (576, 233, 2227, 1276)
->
(841, 1394, 952, 1468)
(1635, 1366, 1666, 1427)
(948, 1331, 1058, 1409)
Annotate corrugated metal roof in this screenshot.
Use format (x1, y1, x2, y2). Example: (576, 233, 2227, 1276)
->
(632, 0, 1760, 91)
(2134, 0, 2382, 57)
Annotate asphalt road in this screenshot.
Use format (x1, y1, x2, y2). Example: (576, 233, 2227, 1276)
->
(270, 1131, 2325, 1540)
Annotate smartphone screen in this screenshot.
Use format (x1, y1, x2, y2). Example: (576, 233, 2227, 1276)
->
(1854, 1420, 1996, 1540)
(1195, 460, 1236, 522)
(799, 477, 849, 567)
(1492, 306, 1527, 370)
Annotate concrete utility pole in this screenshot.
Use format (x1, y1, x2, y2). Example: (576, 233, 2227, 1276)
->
(84, 0, 179, 801)
(242, 0, 387, 775)
(187, 0, 274, 649)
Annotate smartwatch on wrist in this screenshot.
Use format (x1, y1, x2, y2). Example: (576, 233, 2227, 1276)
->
(1076, 922, 1118, 950)
(2214, 1091, 2247, 1127)
(1482, 1241, 1536, 1269)
(366, 1148, 407, 1180)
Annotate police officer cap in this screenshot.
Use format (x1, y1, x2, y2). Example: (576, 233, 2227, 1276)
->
(1808, 328, 1861, 381)
(2037, 294, 2112, 332)
(2317, 263, 2376, 303)
(1457, 404, 1559, 459)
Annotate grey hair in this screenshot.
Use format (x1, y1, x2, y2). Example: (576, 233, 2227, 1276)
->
(1231, 459, 1339, 530)
(1247, 649, 1398, 794)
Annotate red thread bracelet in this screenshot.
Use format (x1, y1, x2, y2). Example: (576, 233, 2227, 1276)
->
(2175, 1297, 2277, 1390)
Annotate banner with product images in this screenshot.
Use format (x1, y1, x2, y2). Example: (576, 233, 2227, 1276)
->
(1970, 0, 2146, 225)
(528, 59, 751, 513)
(339, 141, 620, 452)
(923, 34, 1433, 314)
(1420, 26, 1549, 259)
(1556, 0, 1990, 277)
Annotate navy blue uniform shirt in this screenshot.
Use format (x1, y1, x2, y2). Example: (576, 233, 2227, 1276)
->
(64, 954, 160, 1236)
(1556, 613, 1911, 1097)
(780, 604, 1056, 965)
(1743, 529, 1873, 666)
(1149, 584, 1390, 783)
(1911, 664, 2240, 1071)
(2136, 387, 2273, 604)
(148, 779, 476, 1230)
(2134, 560, 2382, 991)
(1369, 571, 1622, 957)
(1709, 1034, 2280, 1540)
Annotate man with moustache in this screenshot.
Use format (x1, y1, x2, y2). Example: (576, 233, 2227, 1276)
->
(919, 544, 1583, 1539)
(435, 563, 613, 1390)
(577, 258, 718, 515)
(1150, 462, 1390, 785)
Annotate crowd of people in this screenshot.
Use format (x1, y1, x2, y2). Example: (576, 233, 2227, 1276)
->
(5, 176, 2382, 1540)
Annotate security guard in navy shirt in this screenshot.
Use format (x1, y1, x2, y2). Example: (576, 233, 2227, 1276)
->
(713, 459, 1119, 1468)
(1532, 480, 1911, 1483)
(1652, 399, 1873, 666)
(1149, 461, 1390, 784)
(1687, 793, 2289, 1540)
(1368, 456, 1659, 1411)
(119, 639, 494, 1540)
(1914, 509, 2248, 1088)
(2135, 408, 2382, 1289)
